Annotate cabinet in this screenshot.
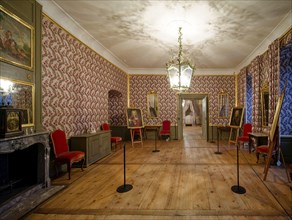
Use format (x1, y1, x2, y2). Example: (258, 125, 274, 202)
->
(70, 131, 111, 167)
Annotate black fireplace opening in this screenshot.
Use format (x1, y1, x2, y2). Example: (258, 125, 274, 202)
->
(0, 143, 44, 205)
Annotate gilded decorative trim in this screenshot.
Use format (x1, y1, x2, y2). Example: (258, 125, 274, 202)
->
(235, 74, 238, 106)
(0, 77, 35, 128)
(127, 75, 130, 107)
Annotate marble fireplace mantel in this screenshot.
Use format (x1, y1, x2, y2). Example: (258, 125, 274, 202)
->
(0, 131, 51, 188)
(0, 131, 55, 219)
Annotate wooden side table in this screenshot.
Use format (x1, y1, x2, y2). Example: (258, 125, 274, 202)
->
(215, 125, 230, 154)
(144, 125, 160, 152)
(248, 132, 268, 152)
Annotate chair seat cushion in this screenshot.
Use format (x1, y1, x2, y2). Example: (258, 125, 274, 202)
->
(56, 151, 85, 163)
(289, 164, 292, 172)
(111, 137, 122, 143)
(256, 145, 269, 153)
(160, 130, 170, 135)
(238, 136, 249, 142)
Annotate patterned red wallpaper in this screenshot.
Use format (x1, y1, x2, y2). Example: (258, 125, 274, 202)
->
(41, 15, 127, 137)
(129, 74, 235, 126)
(41, 15, 235, 135)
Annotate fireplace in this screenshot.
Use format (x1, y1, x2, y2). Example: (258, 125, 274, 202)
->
(0, 132, 54, 219)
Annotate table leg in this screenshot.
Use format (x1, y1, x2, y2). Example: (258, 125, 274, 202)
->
(215, 128, 222, 154)
(153, 128, 160, 152)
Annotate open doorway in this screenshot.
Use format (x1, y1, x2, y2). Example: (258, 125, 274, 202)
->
(182, 99, 203, 139)
(177, 93, 209, 141)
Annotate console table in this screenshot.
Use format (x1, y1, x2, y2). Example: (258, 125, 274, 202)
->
(144, 125, 160, 139)
(70, 131, 111, 167)
(249, 132, 268, 152)
(144, 125, 160, 152)
(215, 125, 231, 154)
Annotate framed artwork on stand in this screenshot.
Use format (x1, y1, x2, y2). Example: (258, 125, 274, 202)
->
(228, 107, 244, 145)
(229, 107, 244, 128)
(126, 108, 144, 129)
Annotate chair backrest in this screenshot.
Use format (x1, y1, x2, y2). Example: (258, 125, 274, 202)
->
(243, 123, 252, 136)
(162, 120, 171, 131)
(51, 129, 69, 157)
(101, 123, 110, 131)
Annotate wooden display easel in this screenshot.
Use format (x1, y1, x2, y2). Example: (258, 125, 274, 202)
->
(263, 82, 290, 182)
(130, 128, 143, 147)
(229, 127, 239, 145)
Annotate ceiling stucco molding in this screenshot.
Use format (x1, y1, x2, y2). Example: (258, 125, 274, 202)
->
(235, 10, 292, 73)
(38, 0, 291, 76)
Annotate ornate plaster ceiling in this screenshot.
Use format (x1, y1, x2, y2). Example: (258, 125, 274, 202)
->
(51, 0, 291, 72)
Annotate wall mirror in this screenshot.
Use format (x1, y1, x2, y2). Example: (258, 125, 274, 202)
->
(147, 91, 158, 118)
(0, 78, 34, 127)
(218, 92, 229, 118)
(261, 82, 269, 127)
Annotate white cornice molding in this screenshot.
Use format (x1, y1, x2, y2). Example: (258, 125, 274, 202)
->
(128, 68, 236, 75)
(38, 1, 291, 75)
(235, 10, 292, 72)
(37, 0, 129, 72)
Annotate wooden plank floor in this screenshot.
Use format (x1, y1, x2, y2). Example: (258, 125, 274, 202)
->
(24, 126, 292, 220)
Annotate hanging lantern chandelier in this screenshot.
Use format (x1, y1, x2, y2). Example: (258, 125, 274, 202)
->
(166, 27, 194, 91)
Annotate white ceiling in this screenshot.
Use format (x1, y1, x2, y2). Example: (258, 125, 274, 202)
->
(42, 0, 291, 74)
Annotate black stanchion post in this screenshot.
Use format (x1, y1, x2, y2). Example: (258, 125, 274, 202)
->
(117, 143, 133, 193)
(231, 143, 246, 194)
(214, 126, 222, 154)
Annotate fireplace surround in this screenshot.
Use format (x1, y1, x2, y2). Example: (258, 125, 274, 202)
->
(0, 132, 55, 219)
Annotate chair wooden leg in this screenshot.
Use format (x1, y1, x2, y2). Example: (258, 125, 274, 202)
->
(256, 152, 259, 163)
(81, 158, 85, 171)
(54, 163, 59, 177)
(67, 162, 71, 180)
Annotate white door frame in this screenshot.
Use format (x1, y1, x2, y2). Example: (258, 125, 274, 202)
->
(177, 93, 209, 141)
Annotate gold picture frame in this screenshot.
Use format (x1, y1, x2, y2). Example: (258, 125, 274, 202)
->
(229, 107, 244, 128)
(218, 92, 229, 118)
(261, 82, 269, 127)
(147, 91, 158, 118)
(0, 77, 35, 127)
(0, 5, 34, 70)
(126, 108, 144, 129)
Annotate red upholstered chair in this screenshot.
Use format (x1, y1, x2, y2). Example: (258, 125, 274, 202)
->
(101, 123, 122, 151)
(256, 145, 269, 163)
(50, 129, 85, 180)
(160, 120, 171, 140)
(289, 164, 292, 182)
(237, 123, 252, 152)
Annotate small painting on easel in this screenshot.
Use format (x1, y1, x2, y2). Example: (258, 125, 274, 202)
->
(126, 108, 144, 129)
(229, 107, 244, 128)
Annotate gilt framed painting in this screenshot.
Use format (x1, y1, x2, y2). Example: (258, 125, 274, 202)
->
(0, 5, 34, 70)
(229, 107, 244, 128)
(126, 108, 144, 128)
(147, 91, 158, 118)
